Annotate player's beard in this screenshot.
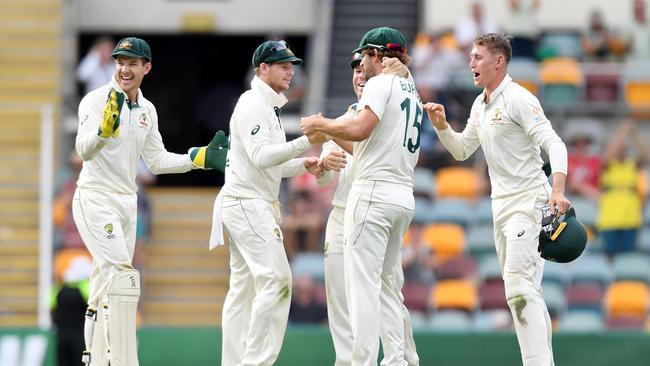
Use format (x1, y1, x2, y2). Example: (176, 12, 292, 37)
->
(363, 62, 379, 80)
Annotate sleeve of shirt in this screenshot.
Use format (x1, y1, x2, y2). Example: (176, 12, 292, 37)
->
(239, 101, 311, 170)
(316, 140, 340, 186)
(434, 102, 481, 161)
(75, 93, 108, 161)
(141, 105, 194, 174)
(357, 76, 390, 122)
(510, 92, 568, 175)
(280, 158, 307, 178)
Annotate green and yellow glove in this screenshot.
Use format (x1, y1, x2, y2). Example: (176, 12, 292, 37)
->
(188, 130, 229, 172)
(98, 88, 125, 139)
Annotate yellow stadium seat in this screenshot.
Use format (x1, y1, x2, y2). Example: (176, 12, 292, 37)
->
(422, 223, 465, 262)
(515, 79, 538, 95)
(431, 279, 478, 312)
(539, 57, 583, 85)
(435, 167, 480, 199)
(604, 281, 649, 319)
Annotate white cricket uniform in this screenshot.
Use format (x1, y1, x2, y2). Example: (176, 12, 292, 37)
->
(434, 75, 567, 366)
(73, 78, 194, 365)
(343, 74, 421, 366)
(318, 104, 419, 366)
(219, 75, 311, 366)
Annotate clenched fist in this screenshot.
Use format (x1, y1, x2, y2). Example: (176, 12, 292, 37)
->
(423, 102, 448, 131)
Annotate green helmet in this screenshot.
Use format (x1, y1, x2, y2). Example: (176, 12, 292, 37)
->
(538, 207, 588, 263)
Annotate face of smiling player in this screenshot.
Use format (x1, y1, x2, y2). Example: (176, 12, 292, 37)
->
(114, 56, 151, 101)
(352, 64, 366, 100)
(259, 61, 294, 94)
(469, 44, 505, 96)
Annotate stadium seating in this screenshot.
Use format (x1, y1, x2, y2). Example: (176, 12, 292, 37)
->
(537, 32, 583, 60)
(53, 247, 92, 282)
(478, 280, 508, 311)
(543, 282, 568, 319)
(542, 261, 570, 288)
(478, 255, 502, 284)
(435, 167, 481, 200)
(428, 310, 472, 331)
(539, 58, 583, 108)
(568, 252, 613, 288)
(402, 282, 432, 313)
(565, 283, 603, 313)
(474, 197, 493, 225)
(431, 279, 478, 312)
(413, 167, 435, 199)
(422, 223, 465, 262)
(428, 198, 474, 227)
(465, 224, 495, 257)
(435, 255, 477, 280)
(604, 281, 649, 319)
(559, 310, 604, 332)
(472, 309, 513, 332)
(612, 253, 650, 283)
(583, 62, 620, 103)
(567, 196, 599, 231)
(622, 62, 650, 115)
(639, 227, 650, 253)
(509, 59, 540, 95)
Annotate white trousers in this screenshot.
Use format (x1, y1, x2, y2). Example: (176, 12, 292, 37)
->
(343, 186, 415, 366)
(325, 206, 418, 366)
(72, 188, 138, 366)
(492, 185, 555, 366)
(72, 188, 137, 310)
(220, 197, 292, 366)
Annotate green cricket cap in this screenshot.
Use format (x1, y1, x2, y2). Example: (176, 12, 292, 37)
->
(252, 40, 303, 68)
(111, 37, 152, 62)
(352, 26, 407, 54)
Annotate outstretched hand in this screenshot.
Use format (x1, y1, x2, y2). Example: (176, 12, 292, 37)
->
(423, 102, 448, 130)
(304, 156, 324, 178)
(322, 150, 347, 171)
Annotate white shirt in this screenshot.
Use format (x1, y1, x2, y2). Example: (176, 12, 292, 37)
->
(220, 75, 311, 202)
(435, 75, 568, 199)
(352, 73, 422, 209)
(317, 104, 356, 208)
(77, 52, 115, 94)
(75, 78, 193, 194)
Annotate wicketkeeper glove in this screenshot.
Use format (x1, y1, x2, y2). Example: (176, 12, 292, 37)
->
(98, 88, 125, 139)
(188, 130, 229, 172)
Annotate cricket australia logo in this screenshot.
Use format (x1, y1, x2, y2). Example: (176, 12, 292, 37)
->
(273, 227, 282, 243)
(491, 107, 503, 124)
(138, 113, 149, 129)
(104, 223, 115, 239)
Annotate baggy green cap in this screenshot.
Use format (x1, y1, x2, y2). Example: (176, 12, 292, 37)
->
(352, 26, 407, 54)
(111, 37, 152, 62)
(538, 207, 588, 263)
(350, 52, 363, 69)
(252, 40, 303, 67)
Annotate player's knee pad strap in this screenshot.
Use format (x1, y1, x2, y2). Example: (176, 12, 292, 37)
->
(105, 269, 141, 366)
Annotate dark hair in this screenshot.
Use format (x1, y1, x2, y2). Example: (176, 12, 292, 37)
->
(473, 33, 512, 64)
(364, 48, 411, 66)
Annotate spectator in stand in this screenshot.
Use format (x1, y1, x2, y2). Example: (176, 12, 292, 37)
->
(625, 0, 650, 62)
(288, 275, 328, 324)
(76, 36, 115, 94)
(504, 0, 540, 59)
(454, 2, 499, 54)
(53, 152, 85, 249)
(567, 131, 603, 201)
(582, 10, 616, 61)
(598, 119, 649, 256)
(282, 190, 324, 260)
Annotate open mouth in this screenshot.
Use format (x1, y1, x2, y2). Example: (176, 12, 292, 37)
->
(473, 72, 480, 80)
(357, 82, 365, 88)
(120, 75, 134, 82)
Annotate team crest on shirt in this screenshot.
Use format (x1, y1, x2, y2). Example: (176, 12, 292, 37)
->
(490, 107, 503, 124)
(531, 106, 545, 123)
(138, 113, 149, 130)
(104, 223, 115, 239)
(273, 227, 283, 243)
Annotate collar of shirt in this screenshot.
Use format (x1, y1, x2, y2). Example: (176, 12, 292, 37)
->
(251, 75, 288, 109)
(481, 74, 512, 105)
(109, 77, 144, 108)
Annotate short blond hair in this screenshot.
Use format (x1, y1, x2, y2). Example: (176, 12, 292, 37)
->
(473, 33, 512, 64)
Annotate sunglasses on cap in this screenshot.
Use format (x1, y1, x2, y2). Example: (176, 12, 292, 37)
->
(363, 43, 405, 52)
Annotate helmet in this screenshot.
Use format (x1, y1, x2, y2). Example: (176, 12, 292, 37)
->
(538, 207, 587, 263)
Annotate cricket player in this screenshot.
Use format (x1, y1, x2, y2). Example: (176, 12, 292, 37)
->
(424, 33, 570, 366)
(317, 53, 419, 366)
(73, 37, 227, 366)
(301, 27, 420, 366)
(217, 40, 326, 366)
